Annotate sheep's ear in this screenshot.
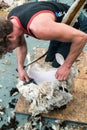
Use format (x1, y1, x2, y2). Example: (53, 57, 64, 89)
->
(55, 53, 64, 65)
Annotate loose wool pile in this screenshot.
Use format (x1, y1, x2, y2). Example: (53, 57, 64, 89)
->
(17, 79, 73, 116)
(16, 53, 78, 116)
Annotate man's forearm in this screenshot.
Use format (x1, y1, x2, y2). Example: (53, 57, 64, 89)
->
(16, 40, 27, 70)
(63, 33, 87, 68)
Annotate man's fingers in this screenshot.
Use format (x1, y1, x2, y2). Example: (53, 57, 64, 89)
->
(56, 75, 66, 81)
(20, 76, 29, 82)
(55, 72, 67, 81)
(25, 76, 30, 82)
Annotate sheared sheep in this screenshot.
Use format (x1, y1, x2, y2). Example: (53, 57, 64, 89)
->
(16, 53, 78, 116)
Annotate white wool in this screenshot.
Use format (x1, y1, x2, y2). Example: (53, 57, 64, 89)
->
(4, 0, 13, 5)
(28, 63, 57, 84)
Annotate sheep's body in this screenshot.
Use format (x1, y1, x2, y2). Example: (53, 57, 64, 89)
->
(17, 53, 78, 115)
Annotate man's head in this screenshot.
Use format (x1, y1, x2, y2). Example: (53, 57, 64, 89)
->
(0, 18, 13, 58)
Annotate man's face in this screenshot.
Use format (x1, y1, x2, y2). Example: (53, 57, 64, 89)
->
(0, 37, 9, 58)
(6, 35, 20, 53)
(0, 34, 20, 55)
(6, 27, 23, 53)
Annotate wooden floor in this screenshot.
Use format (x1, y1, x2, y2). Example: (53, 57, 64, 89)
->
(15, 49, 87, 124)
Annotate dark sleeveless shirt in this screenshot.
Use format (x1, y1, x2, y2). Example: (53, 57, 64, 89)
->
(7, 1, 69, 37)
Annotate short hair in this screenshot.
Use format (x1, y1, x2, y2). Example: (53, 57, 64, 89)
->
(0, 18, 13, 58)
(0, 18, 13, 38)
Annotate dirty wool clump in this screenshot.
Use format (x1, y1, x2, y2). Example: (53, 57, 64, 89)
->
(17, 79, 73, 115)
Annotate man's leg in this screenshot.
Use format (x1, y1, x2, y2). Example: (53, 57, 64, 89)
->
(52, 42, 71, 68)
(79, 12, 87, 33)
(45, 40, 71, 67)
(45, 40, 61, 62)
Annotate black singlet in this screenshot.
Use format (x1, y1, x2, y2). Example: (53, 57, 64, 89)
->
(7, 1, 69, 37)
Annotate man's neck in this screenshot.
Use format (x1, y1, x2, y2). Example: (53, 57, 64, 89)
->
(11, 19, 23, 36)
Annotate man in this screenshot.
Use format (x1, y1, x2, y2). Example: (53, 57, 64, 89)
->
(0, 1, 87, 82)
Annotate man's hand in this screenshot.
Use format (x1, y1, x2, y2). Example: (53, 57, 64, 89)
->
(55, 64, 70, 81)
(18, 68, 29, 82)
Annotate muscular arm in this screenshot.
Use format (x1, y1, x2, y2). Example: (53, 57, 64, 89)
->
(16, 35, 29, 82)
(30, 15, 87, 80)
(53, 23, 87, 80)
(55, 25, 87, 80)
